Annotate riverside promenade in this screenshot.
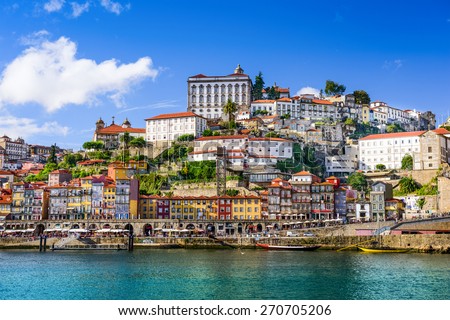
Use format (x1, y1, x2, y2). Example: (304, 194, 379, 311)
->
(1, 217, 449, 252)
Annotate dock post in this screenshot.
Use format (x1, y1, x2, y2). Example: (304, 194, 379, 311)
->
(43, 236, 47, 252)
(39, 235, 43, 252)
(128, 234, 134, 251)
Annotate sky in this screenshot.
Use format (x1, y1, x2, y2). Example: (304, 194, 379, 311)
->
(0, 0, 449, 150)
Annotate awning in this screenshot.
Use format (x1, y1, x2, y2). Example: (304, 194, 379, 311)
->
(68, 228, 89, 233)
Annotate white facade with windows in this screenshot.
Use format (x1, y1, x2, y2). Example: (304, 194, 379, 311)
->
(145, 112, 207, 145)
(250, 96, 337, 121)
(187, 65, 252, 120)
(358, 128, 450, 171)
(358, 131, 422, 171)
(325, 144, 359, 177)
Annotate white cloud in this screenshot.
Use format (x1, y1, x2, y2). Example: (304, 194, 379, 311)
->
(44, 0, 65, 13)
(0, 36, 158, 112)
(296, 86, 321, 97)
(383, 59, 404, 71)
(100, 0, 128, 15)
(19, 30, 51, 46)
(0, 115, 69, 139)
(71, 1, 90, 17)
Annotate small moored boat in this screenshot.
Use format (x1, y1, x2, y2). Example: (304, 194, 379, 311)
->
(357, 246, 410, 253)
(256, 243, 321, 251)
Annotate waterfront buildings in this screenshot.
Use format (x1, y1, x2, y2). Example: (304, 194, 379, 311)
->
(187, 64, 252, 120)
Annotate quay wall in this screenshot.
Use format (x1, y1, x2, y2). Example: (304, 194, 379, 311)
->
(2, 234, 450, 253)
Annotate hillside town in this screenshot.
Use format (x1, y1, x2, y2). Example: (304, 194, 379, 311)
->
(1, 65, 450, 236)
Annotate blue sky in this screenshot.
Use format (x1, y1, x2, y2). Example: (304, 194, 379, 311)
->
(0, 0, 449, 150)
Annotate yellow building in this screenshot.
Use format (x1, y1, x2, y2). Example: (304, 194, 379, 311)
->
(67, 184, 83, 220)
(80, 176, 93, 218)
(361, 104, 371, 123)
(232, 195, 261, 220)
(103, 181, 116, 219)
(0, 192, 12, 219)
(139, 195, 160, 219)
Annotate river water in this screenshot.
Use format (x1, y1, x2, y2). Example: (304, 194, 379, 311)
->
(0, 249, 448, 300)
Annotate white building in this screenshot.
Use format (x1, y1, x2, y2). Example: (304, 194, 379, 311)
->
(248, 137, 293, 160)
(0, 136, 28, 161)
(188, 135, 249, 162)
(358, 128, 450, 171)
(250, 96, 337, 121)
(325, 143, 359, 177)
(188, 135, 293, 168)
(187, 65, 252, 120)
(145, 111, 207, 147)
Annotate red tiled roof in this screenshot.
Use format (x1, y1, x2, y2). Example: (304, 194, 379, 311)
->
(249, 137, 291, 142)
(145, 111, 202, 121)
(359, 131, 426, 141)
(432, 128, 450, 135)
(97, 124, 145, 134)
(293, 171, 313, 176)
(276, 97, 291, 102)
(252, 100, 276, 103)
(312, 99, 333, 105)
(195, 135, 248, 141)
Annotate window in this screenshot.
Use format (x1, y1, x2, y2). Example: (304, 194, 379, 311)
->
(428, 147, 432, 153)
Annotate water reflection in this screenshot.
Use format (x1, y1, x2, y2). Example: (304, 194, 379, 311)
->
(0, 250, 448, 300)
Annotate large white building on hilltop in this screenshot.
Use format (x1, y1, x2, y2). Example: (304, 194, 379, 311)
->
(145, 112, 207, 147)
(358, 128, 450, 171)
(187, 65, 253, 120)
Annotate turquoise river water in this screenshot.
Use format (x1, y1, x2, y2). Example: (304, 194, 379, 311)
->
(0, 249, 448, 300)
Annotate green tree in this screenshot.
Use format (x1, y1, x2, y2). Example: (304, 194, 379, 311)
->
(344, 118, 356, 126)
(82, 141, 104, 151)
(376, 164, 386, 171)
(416, 198, 426, 210)
(58, 153, 82, 169)
(120, 132, 131, 150)
(401, 154, 413, 170)
(353, 90, 371, 104)
(226, 189, 239, 196)
(252, 71, 265, 101)
(347, 172, 368, 191)
(129, 137, 146, 148)
(177, 134, 195, 142)
(265, 86, 280, 100)
(265, 132, 279, 138)
(386, 123, 405, 133)
(202, 129, 213, 136)
(48, 144, 57, 164)
(223, 99, 237, 122)
(324, 80, 346, 96)
(399, 176, 419, 194)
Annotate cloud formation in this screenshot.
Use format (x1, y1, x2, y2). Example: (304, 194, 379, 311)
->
(0, 115, 69, 139)
(44, 0, 65, 13)
(100, 0, 129, 15)
(0, 36, 158, 112)
(383, 59, 403, 71)
(71, 1, 90, 17)
(296, 86, 321, 97)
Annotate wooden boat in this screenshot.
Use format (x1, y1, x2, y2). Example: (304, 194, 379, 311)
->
(357, 246, 409, 253)
(256, 243, 321, 251)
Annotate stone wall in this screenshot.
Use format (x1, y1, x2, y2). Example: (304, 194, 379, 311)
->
(438, 176, 450, 212)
